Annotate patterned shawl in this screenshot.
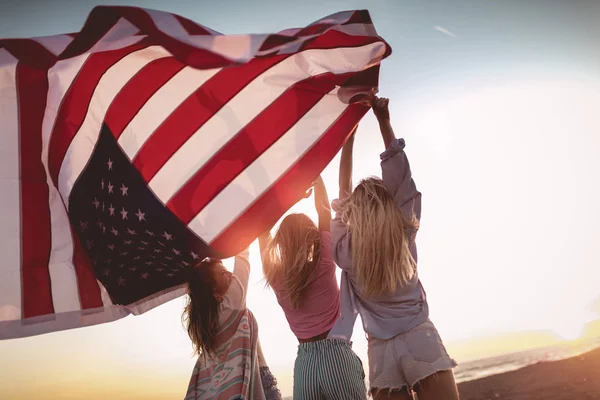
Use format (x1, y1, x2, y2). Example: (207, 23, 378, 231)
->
(185, 309, 265, 400)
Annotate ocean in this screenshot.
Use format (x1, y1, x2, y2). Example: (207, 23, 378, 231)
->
(453, 336, 600, 383)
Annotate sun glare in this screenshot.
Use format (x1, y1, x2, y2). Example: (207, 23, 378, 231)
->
(552, 324, 585, 342)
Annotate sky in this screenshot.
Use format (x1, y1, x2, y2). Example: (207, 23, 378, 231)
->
(1, 0, 600, 398)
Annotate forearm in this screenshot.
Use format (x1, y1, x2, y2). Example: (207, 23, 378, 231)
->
(313, 177, 331, 230)
(378, 118, 396, 150)
(338, 133, 355, 198)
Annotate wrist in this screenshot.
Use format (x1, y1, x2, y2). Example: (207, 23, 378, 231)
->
(377, 116, 391, 125)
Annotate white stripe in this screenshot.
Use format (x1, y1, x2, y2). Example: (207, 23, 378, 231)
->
(33, 34, 74, 56)
(42, 54, 91, 314)
(118, 66, 221, 159)
(181, 34, 269, 63)
(58, 46, 171, 203)
(90, 18, 143, 53)
(189, 91, 348, 242)
(145, 8, 189, 37)
(0, 50, 22, 321)
(149, 42, 386, 203)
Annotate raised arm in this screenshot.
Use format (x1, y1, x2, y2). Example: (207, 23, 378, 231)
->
(373, 96, 422, 221)
(233, 247, 251, 292)
(312, 175, 331, 231)
(372, 96, 395, 149)
(338, 127, 357, 199)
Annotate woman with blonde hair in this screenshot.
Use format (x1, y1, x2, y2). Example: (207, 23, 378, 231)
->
(329, 96, 459, 400)
(259, 175, 367, 400)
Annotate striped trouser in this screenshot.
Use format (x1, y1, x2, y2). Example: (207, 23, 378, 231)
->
(293, 338, 367, 400)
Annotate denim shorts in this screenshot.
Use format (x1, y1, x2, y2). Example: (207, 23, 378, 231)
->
(367, 319, 457, 392)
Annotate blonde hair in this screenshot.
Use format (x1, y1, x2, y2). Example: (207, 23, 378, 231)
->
(262, 213, 322, 309)
(338, 177, 418, 299)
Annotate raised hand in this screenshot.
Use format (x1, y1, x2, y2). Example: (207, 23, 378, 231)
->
(372, 96, 390, 122)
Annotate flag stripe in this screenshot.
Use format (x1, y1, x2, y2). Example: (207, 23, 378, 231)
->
(16, 63, 55, 318)
(131, 54, 287, 185)
(105, 56, 186, 138)
(47, 41, 152, 188)
(188, 92, 348, 242)
(0, 39, 56, 69)
(174, 15, 215, 36)
(70, 227, 103, 310)
(149, 42, 385, 205)
(57, 45, 172, 204)
(167, 75, 335, 223)
(0, 50, 22, 321)
(115, 65, 221, 155)
(211, 103, 367, 253)
(33, 35, 74, 56)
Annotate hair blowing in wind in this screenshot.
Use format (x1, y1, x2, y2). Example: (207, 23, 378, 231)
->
(339, 177, 418, 299)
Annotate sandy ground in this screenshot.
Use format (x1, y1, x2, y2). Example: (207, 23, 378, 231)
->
(457, 347, 600, 400)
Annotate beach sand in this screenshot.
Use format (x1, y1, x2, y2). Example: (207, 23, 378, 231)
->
(457, 347, 600, 400)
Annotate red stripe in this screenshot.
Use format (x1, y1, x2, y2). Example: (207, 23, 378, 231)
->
(70, 227, 103, 309)
(16, 63, 54, 318)
(210, 103, 369, 255)
(131, 53, 288, 181)
(47, 41, 151, 187)
(0, 39, 56, 69)
(167, 75, 336, 223)
(105, 56, 186, 138)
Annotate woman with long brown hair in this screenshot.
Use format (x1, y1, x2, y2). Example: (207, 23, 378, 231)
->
(329, 96, 459, 400)
(259, 176, 367, 400)
(183, 248, 282, 400)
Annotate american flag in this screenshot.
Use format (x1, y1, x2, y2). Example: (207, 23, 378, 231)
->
(0, 6, 390, 339)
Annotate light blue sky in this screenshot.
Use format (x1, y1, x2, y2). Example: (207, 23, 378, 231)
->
(1, 1, 600, 398)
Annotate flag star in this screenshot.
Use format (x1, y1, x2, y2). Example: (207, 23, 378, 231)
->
(124, 240, 133, 245)
(111, 227, 119, 236)
(120, 251, 128, 256)
(161, 262, 168, 267)
(141, 272, 149, 279)
(106, 259, 112, 264)
(118, 264, 125, 269)
(190, 251, 199, 260)
(108, 204, 115, 216)
(149, 255, 156, 259)
(141, 240, 148, 246)
(145, 230, 155, 237)
(107, 158, 113, 170)
(133, 256, 141, 260)
(181, 260, 190, 267)
(167, 273, 174, 277)
(127, 228, 137, 236)
(120, 183, 129, 196)
(135, 209, 146, 222)
(97, 219, 103, 228)
(118, 276, 126, 286)
(158, 241, 165, 247)
(145, 261, 153, 265)
(153, 249, 162, 253)
(162, 231, 173, 241)
(107, 244, 115, 250)
(79, 221, 88, 231)
(92, 259, 97, 266)
(137, 246, 145, 251)
(85, 240, 94, 249)
(107, 182, 114, 194)
(102, 269, 110, 276)
(101, 202, 105, 212)
(102, 226, 106, 234)
(129, 267, 137, 271)
(165, 256, 173, 260)
(101, 179, 105, 190)
(120, 207, 128, 220)
(156, 268, 164, 272)
(172, 248, 181, 255)
(92, 198, 100, 209)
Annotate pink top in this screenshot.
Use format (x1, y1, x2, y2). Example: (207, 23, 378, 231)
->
(269, 232, 340, 340)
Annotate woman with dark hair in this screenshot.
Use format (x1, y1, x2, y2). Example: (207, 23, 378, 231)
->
(183, 248, 282, 400)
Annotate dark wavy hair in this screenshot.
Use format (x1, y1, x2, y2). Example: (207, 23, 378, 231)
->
(182, 259, 221, 358)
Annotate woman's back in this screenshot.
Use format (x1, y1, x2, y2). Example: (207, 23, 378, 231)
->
(270, 231, 340, 340)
